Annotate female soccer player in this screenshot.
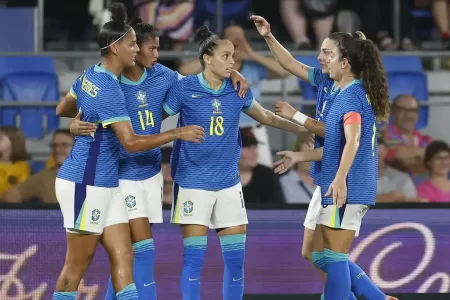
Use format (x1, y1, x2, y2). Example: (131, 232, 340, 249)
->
(252, 15, 397, 300)
(53, 4, 204, 300)
(318, 32, 390, 300)
(162, 26, 308, 300)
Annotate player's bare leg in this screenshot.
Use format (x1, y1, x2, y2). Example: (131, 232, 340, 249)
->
(102, 224, 135, 293)
(55, 232, 100, 292)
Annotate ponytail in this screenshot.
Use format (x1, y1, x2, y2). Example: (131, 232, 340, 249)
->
(358, 39, 390, 122)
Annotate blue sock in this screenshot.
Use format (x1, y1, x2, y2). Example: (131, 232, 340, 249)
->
(220, 233, 246, 300)
(53, 291, 77, 299)
(133, 239, 157, 299)
(324, 248, 351, 300)
(181, 236, 207, 300)
(311, 251, 327, 272)
(105, 277, 116, 300)
(116, 283, 138, 300)
(348, 260, 385, 299)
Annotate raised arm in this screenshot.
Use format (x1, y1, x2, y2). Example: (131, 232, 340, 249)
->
(250, 15, 310, 81)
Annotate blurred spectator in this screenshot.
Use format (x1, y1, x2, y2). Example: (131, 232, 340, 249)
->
(376, 134, 423, 203)
(1, 130, 73, 204)
(239, 127, 285, 204)
(161, 146, 173, 205)
(0, 126, 30, 197)
(416, 0, 450, 48)
(137, 0, 194, 69)
(279, 140, 316, 203)
(383, 94, 432, 185)
(179, 25, 291, 168)
(417, 141, 450, 202)
(279, 0, 337, 49)
(377, 0, 417, 50)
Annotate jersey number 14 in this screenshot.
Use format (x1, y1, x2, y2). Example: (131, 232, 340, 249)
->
(138, 110, 154, 130)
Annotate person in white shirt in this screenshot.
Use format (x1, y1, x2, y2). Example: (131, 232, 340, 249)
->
(377, 134, 425, 203)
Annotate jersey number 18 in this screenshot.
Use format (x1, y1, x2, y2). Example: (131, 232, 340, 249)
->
(210, 116, 224, 136)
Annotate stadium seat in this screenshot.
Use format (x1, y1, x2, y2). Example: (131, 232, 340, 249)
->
(382, 56, 423, 73)
(30, 161, 46, 174)
(194, 0, 250, 31)
(0, 57, 59, 138)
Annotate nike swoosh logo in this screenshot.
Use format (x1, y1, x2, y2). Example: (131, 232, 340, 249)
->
(144, 282, 155, 286)
(232, 277, 243, 282)
(191, 94, 200, 98)
(188, 278, 199, 281)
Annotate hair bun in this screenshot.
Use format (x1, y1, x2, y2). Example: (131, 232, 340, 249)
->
(129, 16, 143, 26)
(354, 31, 366, 40)
(109, 2, 128, 24)
(194, 26, 214, 44)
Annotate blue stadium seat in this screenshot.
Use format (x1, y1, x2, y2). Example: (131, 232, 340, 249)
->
(0, 57, 59, 138)
(194, 0, 250, 31)
(31, 161, 46, 174)
(382, 56, 423, 73)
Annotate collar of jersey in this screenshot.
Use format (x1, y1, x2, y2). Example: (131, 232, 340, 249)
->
(340, 79, 361, 93)
(94, 64, 118, 80)
(120, 69, 147, 85)
(197, 73, 226, 94)
(331, 82, 340, 94)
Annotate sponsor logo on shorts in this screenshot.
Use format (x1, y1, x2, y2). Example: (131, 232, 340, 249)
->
(183, 200, 194, 216)
(125, 195, 137, 209)
(91, 209, 101, 223)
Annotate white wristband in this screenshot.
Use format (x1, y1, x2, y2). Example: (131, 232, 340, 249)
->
(292, 111, 309, 126)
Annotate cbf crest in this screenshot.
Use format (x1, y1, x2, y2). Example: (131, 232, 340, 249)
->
(183, 200, 194, 216)
(91, 209, 101, 222)
(211, 99, 222, 114)
(125, 195, 136, 208)
(136, 90, 148, 108)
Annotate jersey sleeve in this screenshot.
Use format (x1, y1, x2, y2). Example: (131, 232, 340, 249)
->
(163, 80, 184, 116)
(338, 92, 364, 119)
(69, 70, 86, 99)
(241, 88, 255, 112)
(94, 78, 130, 127)
(307, 67, 328, 87)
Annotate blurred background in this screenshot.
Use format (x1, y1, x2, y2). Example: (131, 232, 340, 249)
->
(0, 0, 450, 299)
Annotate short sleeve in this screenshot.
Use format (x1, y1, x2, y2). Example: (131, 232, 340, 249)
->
(163, 80, 184, 116)
(307, 67, 328, 87)
(241, 88, 255, 112)
(95, 79, 130, 127)
(70, 70, 87, 99)
(400, 175, 418, 198)
(339, 92, 364, 118)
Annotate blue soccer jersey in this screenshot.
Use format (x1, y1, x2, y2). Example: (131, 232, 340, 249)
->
(320, 80, 377, 206)
(307, 67, 339, 185)
(57, 64, 130, 187)
(119, 64, 180, 180)
(163, 73, 255, 190)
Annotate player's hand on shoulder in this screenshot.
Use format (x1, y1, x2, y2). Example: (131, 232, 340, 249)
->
(275, 101, 297, 120)
(325, 176, 347, 208)
(250, 15, 271, 37)
(177, 125, 205, 144)
(230, 70, 248, 98)
(69, 110, 97, 136)
(273, 151, 297, 174)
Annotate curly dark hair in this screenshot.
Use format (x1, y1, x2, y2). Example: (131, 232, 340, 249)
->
(328, 31, 390, 122)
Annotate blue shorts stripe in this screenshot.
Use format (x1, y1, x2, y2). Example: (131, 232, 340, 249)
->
(83, 124, 103, 185)
(338, 204, 347, 227)
(172, 183, 180, 221)
(74, 183, 87, 228)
